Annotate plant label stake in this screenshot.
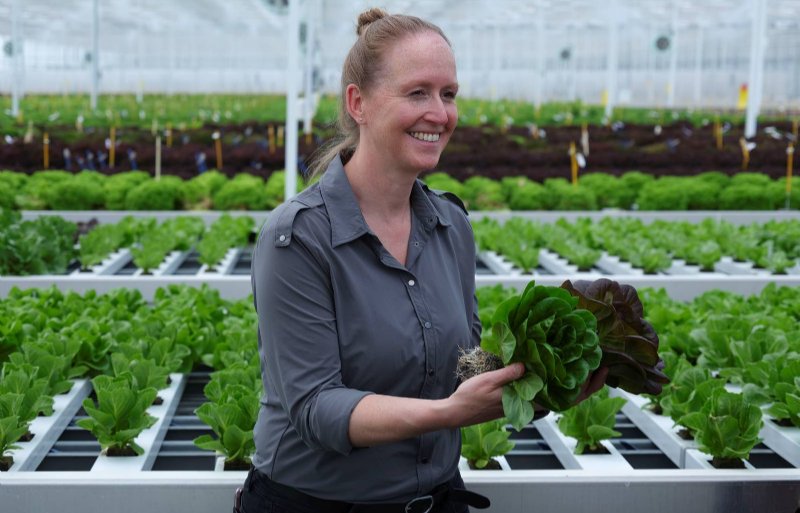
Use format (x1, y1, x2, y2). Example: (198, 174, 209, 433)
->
(581, 123, 590, 156)
(109, 126, 116, 168)
(739, 137, 751, 171)
(212, 131, 223, 170)
(530, 123, 539, 140)
(569, 142, 579, 186)
(787, 144, 795, 210)
(277, 125, 285, 148)
(166, 123, 173, 148)
(43, 132, 50, 169)
(268, 125, 276, 155)
(23, 121, 33, 144)
(155, 135, 162, 181)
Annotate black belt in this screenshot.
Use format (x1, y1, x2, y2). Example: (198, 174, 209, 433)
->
(242, 466, 490, 513)
(351, 480, 490, 513)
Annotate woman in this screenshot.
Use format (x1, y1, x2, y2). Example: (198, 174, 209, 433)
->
(242, 8, 605, 513)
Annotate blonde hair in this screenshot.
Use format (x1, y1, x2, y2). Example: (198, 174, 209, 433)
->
(308, 8, 451, 177)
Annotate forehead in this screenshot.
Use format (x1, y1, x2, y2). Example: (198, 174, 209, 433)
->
(379, 31, 457, 87)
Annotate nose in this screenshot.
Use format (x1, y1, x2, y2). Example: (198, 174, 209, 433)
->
(424, 96, 449, 125)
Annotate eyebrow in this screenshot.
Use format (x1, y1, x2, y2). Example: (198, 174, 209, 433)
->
(400, 79, 459, 90)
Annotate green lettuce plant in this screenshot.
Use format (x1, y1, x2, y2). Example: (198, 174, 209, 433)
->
(460, 419, 515, 469)
(0, 413, 28, 471)
(661, 367, 725, 437)
(77, 375, 157, 456)
(679, 387, 763, 468)
(557, 387, 626, 454)
(0, 363, 53, 431)
(193, 379, 259, 469)
(478, 281, 603, 430)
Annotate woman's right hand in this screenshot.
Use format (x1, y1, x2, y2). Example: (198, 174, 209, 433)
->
(444, 362, 525, 428)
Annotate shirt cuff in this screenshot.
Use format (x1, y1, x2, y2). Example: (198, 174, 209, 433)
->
(310, 387, 373, 455)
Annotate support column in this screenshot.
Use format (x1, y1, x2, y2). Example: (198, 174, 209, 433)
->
(302, 0, 316, 140)
(693, 26, 704, 107)
(10, 0, 22, 117)
(745, 0, 767, 138)
(91, 0, 99, 110)
(285, 0, 301, 201)
(535, 4, 545, 110)
(605, 0, 619, 119)
(667, 5, 679, 108)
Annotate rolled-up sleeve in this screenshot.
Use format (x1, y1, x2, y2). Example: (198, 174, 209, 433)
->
(252, 218, 372, 455)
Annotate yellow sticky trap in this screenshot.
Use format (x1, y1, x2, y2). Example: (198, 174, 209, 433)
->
(601, 89, 609, 107)
(277, 126, 285, 147)
(737, 84, 748, 111)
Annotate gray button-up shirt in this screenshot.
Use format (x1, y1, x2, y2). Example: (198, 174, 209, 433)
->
(250, 156, 481, 503)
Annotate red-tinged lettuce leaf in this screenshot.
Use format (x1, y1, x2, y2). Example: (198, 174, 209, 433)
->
(561, 278, 669, 396)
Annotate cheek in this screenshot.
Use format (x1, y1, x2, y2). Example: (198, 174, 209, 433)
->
(446, 105, 458, 131)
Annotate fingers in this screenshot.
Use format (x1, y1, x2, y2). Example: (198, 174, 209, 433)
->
(490, 362, 524, 386)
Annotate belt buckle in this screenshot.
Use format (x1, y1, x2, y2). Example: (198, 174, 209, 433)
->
(405, 494, 434, 513)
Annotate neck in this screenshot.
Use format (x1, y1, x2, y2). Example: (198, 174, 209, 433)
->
(343, 147, 416, 221)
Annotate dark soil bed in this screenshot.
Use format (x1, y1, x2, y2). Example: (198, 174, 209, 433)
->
(2, 121, 795, 181)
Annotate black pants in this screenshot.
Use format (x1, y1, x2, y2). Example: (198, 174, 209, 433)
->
(237, 466, 469, 513)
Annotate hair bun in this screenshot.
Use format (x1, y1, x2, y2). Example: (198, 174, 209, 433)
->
(357, 8, 388, 36)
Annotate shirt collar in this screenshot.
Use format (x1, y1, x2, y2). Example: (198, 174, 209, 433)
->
(319, 155, 451, 248)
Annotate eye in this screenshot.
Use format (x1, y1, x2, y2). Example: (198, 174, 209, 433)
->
(410, 90, 426, 97)
(443, 90, 457, 101)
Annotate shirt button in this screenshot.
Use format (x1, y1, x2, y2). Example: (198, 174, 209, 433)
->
(421, 457, 430, 464)
(278, 234, 286, 242)
(423, 321, 431, 329)
(408, 279, 415, 287)
(428, 368, 435, 376)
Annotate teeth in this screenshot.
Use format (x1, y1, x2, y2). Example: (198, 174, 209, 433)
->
(410, 132, 440, 142)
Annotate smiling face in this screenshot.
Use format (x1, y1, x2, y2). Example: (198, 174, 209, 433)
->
(356, 30, 458, 176)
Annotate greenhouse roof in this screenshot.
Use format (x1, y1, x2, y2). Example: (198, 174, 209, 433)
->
(1, 0, 799, 47)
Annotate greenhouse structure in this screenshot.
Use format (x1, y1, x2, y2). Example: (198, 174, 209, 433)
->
(0, 1, 799, 512)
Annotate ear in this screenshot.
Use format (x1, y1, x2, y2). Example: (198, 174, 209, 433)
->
(345, 83, 365, 124)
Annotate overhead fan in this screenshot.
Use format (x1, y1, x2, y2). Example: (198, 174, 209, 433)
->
(655, 35, 671, 51)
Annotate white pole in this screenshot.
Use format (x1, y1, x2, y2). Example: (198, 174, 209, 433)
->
(285, 0, 301, 201)
(91, 0, 99, 110)
(10, 0, 21, 117)
(605, 0, 619, 119)
(745, 0, 767, 138)
(693, 26, 704, 108)
(667, 5, 679, 108)
(302, 1, 315, 139)
(535, 10, 545, 110)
